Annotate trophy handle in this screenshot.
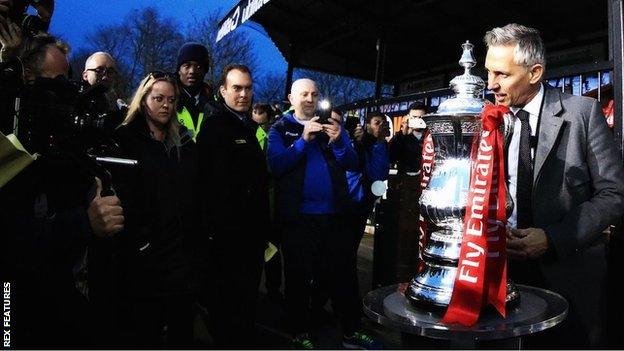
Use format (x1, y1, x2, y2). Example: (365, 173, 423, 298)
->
(502, 112, 514, 147)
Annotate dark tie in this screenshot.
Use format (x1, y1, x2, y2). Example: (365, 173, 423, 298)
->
(516, 109, 533, 228)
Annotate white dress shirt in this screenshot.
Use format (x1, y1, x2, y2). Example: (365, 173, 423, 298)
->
(507, 83, 544, 229)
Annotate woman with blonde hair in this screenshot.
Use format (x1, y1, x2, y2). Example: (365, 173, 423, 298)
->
(111, 71, 200, 348)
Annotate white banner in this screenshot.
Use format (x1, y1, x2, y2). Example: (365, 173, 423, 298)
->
(216, 0, 271, 43)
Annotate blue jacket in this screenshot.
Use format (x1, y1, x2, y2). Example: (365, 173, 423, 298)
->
(268, 113, 358, 218)
(347, 136, 390, 214)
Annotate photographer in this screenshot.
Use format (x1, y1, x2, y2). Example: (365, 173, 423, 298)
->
(0, 7, 20, 62)
(308, 110, 389, 346)
(343, 111, 390, 248)
(0, 0, 53, 50)
(81, 51, 126, 132)
(0, 4, 22, 133)
(388, 101, 427, 175)
(268, 79, 382, 349)
(0, 32, 124, 348)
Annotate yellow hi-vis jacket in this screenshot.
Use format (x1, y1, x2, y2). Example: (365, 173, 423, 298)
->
(177, 106, 203, 141)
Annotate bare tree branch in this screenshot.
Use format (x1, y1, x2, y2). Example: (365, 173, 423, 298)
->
(76, 7, 184, 98)
(185, 11, 258, 88)
(254, 72, 286, 103)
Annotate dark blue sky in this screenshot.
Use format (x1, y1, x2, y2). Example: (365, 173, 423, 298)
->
(47, 0, 287, 75)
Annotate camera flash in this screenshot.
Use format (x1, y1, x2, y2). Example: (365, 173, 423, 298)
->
(319, 100, 331, 110)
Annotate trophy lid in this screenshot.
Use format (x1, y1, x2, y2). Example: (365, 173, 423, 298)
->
(436, 41, 486, 115)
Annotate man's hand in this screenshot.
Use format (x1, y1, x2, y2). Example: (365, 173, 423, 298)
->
(353, 124, 364, 143)
(507, 227, 549, 260)
(31, 0, 54, 22)
(400, 118, 409, 135)
(88, 178, 124, 238)
(0, 16, 22, 62)
(323, 117, 342, 143)
(0, 0, 10, 15)
(302, 116, 322, 142)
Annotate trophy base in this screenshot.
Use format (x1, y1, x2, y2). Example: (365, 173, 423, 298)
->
(405, 278, 521, 311)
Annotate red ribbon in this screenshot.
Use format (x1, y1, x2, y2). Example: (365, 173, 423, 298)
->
(441, 105, 509, 326)
(418, 130, 435, 270)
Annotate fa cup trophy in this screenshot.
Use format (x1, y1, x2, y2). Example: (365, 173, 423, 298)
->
(405, 41, 519, 311)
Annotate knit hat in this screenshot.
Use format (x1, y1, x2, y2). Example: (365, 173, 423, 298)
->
(176, 42, 210, 71)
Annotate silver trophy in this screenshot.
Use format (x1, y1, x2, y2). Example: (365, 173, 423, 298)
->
(405, 41, 519, 308)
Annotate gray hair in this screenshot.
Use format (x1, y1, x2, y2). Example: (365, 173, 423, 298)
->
(484, 23, 546, 68)
(17, 33, 70, 78)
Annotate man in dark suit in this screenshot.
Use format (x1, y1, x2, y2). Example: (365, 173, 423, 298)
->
(195, 64, 269, 348)
(484, 23, 624, 348)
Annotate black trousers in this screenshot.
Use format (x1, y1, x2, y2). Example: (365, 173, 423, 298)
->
(349, 212, 369, 252)
(281, 214, 361, 336)
(11, 281, 92, 349)
(264, 248, 283, 294)
(117, 292, 194, 349)
(204, 237, 264, 349)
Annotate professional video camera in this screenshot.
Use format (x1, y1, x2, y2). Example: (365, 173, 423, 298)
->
(8, 73, 134, 195)
(1, 0, 54, 35)
(16, 78, 114, 151)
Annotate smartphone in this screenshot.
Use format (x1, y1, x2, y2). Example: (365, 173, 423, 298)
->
(344, 117, 360, 139)
(316, 100, 332, 124)
(408, 117, 426, 129)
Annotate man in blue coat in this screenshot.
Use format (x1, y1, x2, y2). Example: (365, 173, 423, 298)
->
(268, 78, 381, 349)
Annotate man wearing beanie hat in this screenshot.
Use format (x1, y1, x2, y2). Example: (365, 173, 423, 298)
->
(176, 42, 214, 140)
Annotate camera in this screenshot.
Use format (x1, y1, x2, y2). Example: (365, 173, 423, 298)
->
(381, 119, 391, 138)
(1, 0, 52, 35)
(316, 99, 332, 124)
(14, 76, 120, 157)
(408, 117, 426, 130)
(344, 117, 360, 140)
(8, 75, 130, 195)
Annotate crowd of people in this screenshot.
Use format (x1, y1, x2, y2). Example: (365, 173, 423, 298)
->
(0, 2, 392, 348)
(2, 1, 624, 350)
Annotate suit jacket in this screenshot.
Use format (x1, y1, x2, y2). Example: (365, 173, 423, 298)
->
(513, 85, 624, 346)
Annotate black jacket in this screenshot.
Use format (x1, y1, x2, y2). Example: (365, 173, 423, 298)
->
(389, 131, 424, 174)
(112, 115, 200, 296)
(196, 103, 270, 251)
(0, 152, 95, 347)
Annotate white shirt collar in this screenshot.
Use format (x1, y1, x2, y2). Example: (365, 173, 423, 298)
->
(510, 83, 544, 116)
(292, 113, 309, 126)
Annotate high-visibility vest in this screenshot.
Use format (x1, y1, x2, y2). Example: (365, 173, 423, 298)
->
(177, 106, 204, 141)
(255, 125, 267, 150)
